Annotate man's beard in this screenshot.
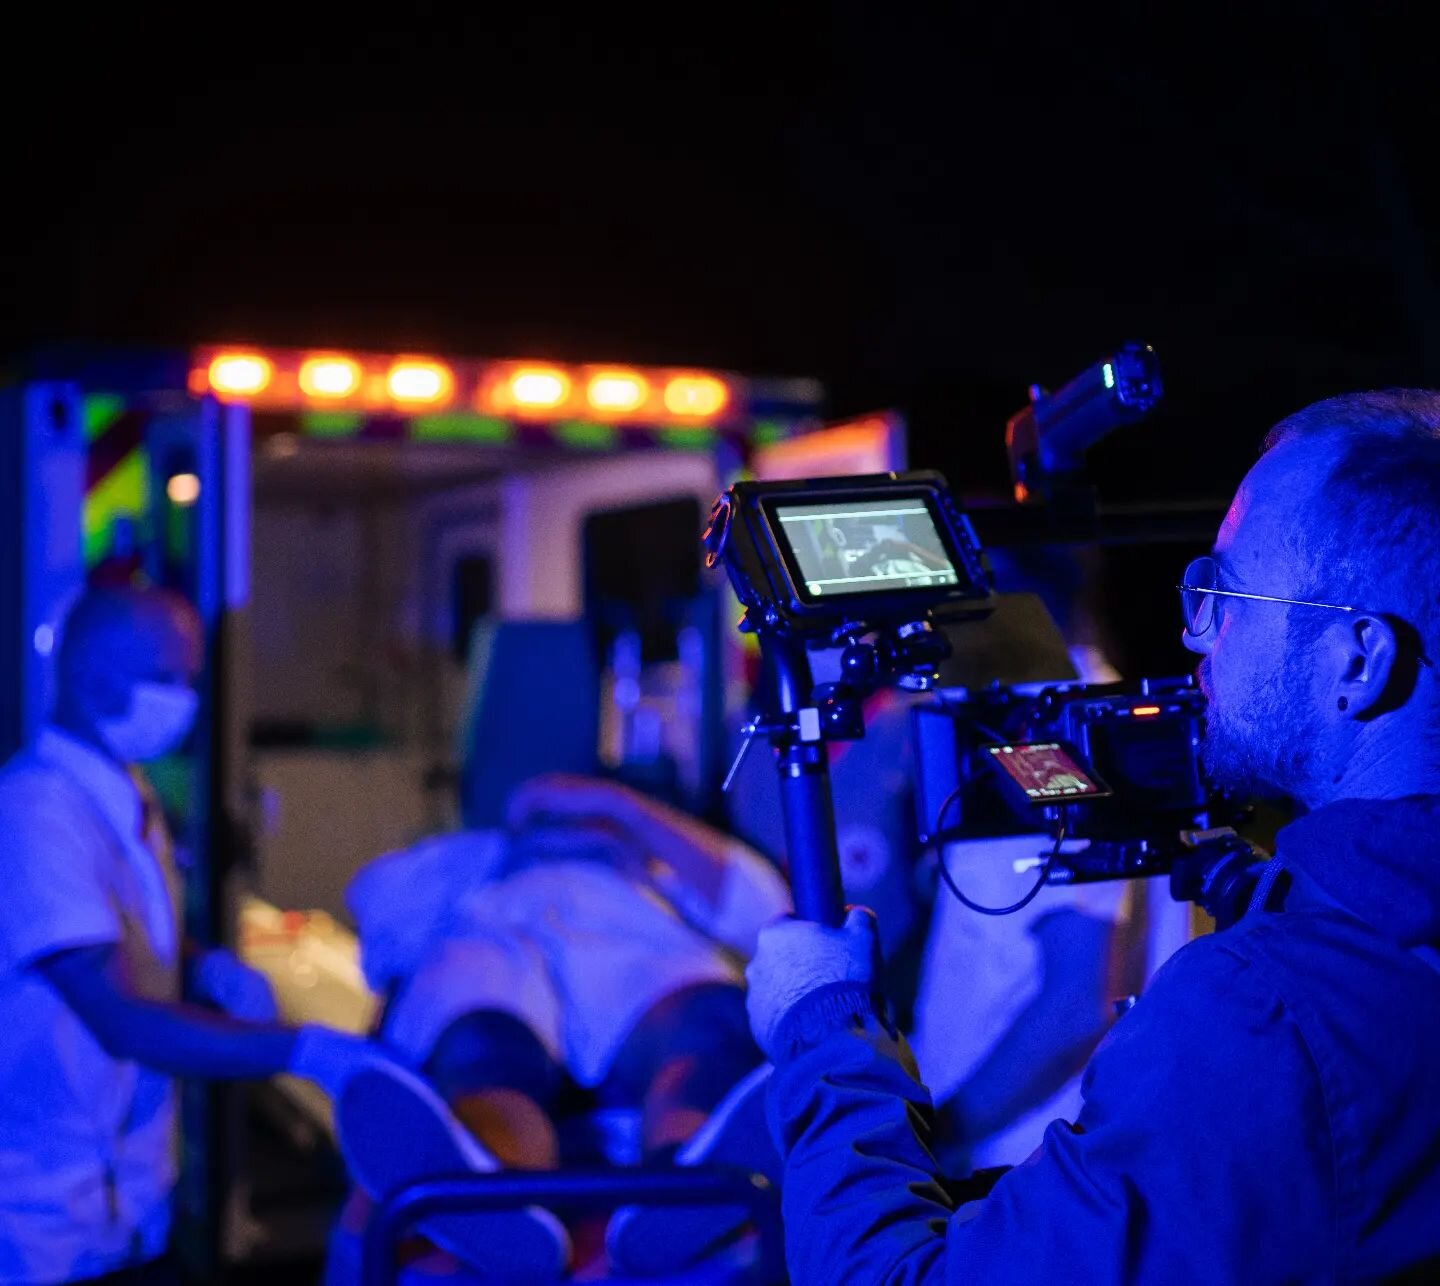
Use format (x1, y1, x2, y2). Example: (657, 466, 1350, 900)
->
(1198, 646, 1323, 805)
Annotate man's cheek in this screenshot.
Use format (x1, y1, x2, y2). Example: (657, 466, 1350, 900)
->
(1204, 618, 1247, 699)
(1199, 652, 1230, 713)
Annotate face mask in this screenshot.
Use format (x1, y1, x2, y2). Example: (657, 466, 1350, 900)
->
(98, 681, 199, 762)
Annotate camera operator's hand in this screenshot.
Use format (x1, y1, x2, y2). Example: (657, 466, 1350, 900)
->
(745, 906, 882, 1060)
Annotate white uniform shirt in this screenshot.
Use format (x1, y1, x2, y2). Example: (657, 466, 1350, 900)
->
(442, 849, 789, 1086)
(356, 832, 791, 1087)
(0, 729, 180, 1285)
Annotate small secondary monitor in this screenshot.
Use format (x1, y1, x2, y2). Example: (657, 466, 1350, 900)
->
(987, 742, 1112, 803)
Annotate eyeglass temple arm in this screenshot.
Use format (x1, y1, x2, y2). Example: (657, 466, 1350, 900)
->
(1175, 584, 1360, 614)
(1176, 584, 1433, 668)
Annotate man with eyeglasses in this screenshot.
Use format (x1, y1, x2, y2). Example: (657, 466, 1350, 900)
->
(741, 389, 1440, 1283)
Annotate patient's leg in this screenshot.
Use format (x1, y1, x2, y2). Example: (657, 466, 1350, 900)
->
(601, 982, 763, 1156)
(424, 1009, 563, 1169)
(603, 984, 777, 1275)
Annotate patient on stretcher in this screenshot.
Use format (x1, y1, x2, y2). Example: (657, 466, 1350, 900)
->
(329, 774, 790, 1282)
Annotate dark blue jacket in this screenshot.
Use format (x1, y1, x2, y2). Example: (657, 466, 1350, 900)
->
(768, 795, 1440, 1283)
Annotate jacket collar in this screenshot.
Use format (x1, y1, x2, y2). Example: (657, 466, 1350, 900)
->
(1275, 794, 1440, 949)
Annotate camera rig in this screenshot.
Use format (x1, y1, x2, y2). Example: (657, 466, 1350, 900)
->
(704, 345, 1269, 929)
(703, 471, 993, 923)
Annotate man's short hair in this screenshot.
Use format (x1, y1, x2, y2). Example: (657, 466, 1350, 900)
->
(55, 586, 198, 695)
(1261, 389, 1440, 654)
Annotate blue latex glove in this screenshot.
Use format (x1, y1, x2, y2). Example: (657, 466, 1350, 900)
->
(193, 948, 280, 1023)
(744, 906, 881, 1059)
(288, 1026, 411, 1101)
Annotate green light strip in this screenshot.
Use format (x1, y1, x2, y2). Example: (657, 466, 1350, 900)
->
(553, 420, 619, 450)
(411, 414, 513, 443)
(301, 412, 363, 438)
(660, 426, 715, 451)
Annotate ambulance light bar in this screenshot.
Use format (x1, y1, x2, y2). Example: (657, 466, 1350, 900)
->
(193, 347, 738, 425)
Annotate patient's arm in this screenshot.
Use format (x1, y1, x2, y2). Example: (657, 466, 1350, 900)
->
(507, 775, 791, 952)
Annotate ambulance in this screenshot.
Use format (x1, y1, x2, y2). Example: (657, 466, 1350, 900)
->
(2, 343, 904, 1276)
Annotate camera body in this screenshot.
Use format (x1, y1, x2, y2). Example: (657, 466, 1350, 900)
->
(912, 676, 1235, 883)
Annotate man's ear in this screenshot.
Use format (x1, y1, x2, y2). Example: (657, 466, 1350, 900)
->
(1334, 615, 1402, 719)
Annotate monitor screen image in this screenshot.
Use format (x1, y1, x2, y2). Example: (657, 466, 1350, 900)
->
(987, 742, 1109, 801)
(772, 496, 960, 600)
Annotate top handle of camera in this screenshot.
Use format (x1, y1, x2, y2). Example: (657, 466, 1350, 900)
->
(1005, 343, 1163, 506)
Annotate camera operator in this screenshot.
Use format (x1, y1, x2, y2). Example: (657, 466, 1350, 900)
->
(744, 390, 1440, 1282)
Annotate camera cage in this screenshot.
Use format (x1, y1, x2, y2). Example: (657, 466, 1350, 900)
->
(910, 676, 1264, 916)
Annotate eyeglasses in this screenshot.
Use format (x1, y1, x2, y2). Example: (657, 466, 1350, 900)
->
(1177, 555, 1433, 669)
(1176, 555, 1363, 641)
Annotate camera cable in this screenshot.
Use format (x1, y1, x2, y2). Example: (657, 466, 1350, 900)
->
(929, 791, 1066, 916)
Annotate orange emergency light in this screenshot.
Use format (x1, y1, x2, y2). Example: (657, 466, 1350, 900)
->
(585, 370, 649, 415)
(207, 353, 273, 398)
(298, 355, 363, 399)
(508, 367, 571, 412)
(663, 374, 728, 418)
(386, 359, 454, 406)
